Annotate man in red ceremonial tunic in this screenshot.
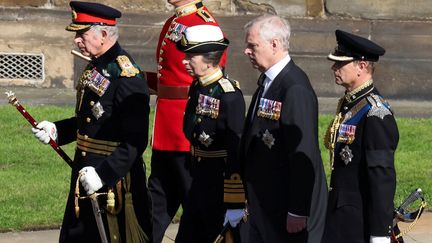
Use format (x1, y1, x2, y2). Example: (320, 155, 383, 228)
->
(148, 1, 227, 242)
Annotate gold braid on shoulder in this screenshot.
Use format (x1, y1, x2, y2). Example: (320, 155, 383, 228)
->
(324, 97, 345, 168)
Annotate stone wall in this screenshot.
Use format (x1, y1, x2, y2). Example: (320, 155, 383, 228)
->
(0, 0, 431, 100)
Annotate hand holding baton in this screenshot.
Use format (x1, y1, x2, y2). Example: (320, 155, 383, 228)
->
(5, 91, 73, 167)
(214, 208, 248, 243)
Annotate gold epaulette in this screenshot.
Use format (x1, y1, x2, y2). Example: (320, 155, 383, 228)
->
(218, 78, 235, 93)
(224, 173, 245, 203)
(197, 9, 215, 22)
(117, 55, 140, 77)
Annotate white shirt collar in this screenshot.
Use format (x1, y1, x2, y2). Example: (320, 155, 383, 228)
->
(262, 54, 291, 94)
(264, 54, 291, 81)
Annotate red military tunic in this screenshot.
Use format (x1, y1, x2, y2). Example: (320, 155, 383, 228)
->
(152, 0, 226, 151)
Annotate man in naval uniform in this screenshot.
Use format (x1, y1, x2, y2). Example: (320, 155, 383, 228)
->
(176, 25, 246, 243)
(322, 30, 399, 243)
(147, 1, 227, 242)
(31, 2, 152, 242)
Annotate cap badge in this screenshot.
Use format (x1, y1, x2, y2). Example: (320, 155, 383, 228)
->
(196, 94, 220, 119)
(198, 131, 213, 147)
(257, 98, 282, 121)
(72, 10, 77, 21)
(340, 145, 353, 165)
(262, 129, 275, 149)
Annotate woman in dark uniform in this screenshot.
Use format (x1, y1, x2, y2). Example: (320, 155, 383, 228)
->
(175, 25, 246, 243)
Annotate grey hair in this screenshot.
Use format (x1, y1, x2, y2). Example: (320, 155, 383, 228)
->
(353, 60, 376, 74)
(244, 14, 291, 51)
(90, 25, 119, 42)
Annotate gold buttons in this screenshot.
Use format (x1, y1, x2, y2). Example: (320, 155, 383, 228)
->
(329, 187, 333, 191)
(84, 135, 88, 139)
(209, 88, 213, 93)
(81, 151, 86, 156)
(197, 157, 201, 162)
(86, 117, 91, 123)
(90, 101, 95, 106)
(197, 118, 202, 123)
(193, 133, 196, 138)
(157, 65, 162, 70)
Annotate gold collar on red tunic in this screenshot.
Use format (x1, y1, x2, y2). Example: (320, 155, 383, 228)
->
(175, 0, 202, 17)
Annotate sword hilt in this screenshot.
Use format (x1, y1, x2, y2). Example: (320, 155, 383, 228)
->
(397, 188, 423, 214)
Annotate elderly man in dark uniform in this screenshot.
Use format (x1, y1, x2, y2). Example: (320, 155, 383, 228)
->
(175, 24, 246, 243)
(147, 1, 227, 242)
(322, 30, 399, 243)
(31, 1, 152, 242)
(240, 15, 328, 243)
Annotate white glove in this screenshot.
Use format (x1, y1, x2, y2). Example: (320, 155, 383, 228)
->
(31, 121, 57, 144)
(79, 166, 103, 195)
(224, 209, 245, 227)
(370, 236, 390, 243)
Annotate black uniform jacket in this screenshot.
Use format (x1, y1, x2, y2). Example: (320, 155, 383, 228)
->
(323, 85, 399, 243)
(183, 74, 246, 209)
(240, 60, 328, 241)
(55, 42, 152, 242)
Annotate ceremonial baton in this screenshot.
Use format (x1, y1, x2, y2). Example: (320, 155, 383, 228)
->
(214, 209, 248, 243)
(5, 91, 73, 167)
(214, 222, 230, 243)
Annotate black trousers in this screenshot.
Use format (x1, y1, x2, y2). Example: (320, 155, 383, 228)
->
(245, 184, 308, 243)
(175, 158, 225, 243)
(148, 150, 193, 243)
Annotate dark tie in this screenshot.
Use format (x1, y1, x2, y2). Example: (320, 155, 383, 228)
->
(251, 73, 266, 122)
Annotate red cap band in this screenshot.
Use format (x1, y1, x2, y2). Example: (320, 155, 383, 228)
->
(75, 12, 116, 25)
